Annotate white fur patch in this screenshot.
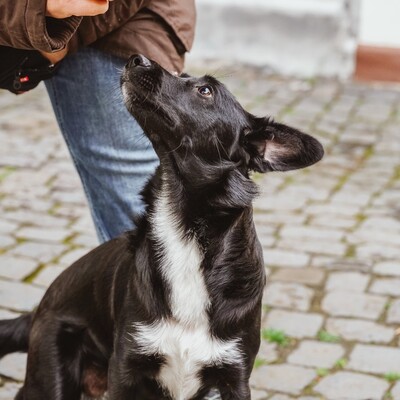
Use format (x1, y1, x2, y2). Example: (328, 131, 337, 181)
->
(131, 180, 241, 400)
(133, 320, 241, 400)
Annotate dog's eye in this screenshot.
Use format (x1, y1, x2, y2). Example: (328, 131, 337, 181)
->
(198, 86, 213, 97)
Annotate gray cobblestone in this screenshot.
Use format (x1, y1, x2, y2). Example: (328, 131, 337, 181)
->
(251, 364, 316, 395)
(0, 256, 38, 281)
(373, 261, 400, 276)
(322, 291, 387, 320)
(387, 299, 400, 324)
(392, 382, 400, 400)
(314, 371, 389, 400)
(263, 249, 310, 268)
(369, 278, 400, 296)
(347, 344, 400, 374)
(326, 318, 394, 344)
(263, 283, 314, 311)
(265, 310, 323, 338)
(288, 340, 345, 368)
(270, 268, 325, 286)
(0, 353, 27, 381)
(325, 272, 369, 292)
(0, 280, 44, 312)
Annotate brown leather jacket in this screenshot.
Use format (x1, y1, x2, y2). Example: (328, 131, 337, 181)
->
(0, 0, 195, 73)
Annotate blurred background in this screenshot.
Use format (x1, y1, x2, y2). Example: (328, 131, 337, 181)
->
(188, 0, 400, 82)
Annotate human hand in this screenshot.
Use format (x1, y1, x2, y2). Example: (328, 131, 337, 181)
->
(40, 46, 69, 64)
(46, 0, 113, 19)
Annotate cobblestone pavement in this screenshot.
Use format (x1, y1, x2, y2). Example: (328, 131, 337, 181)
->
(0, 64, 400, 400)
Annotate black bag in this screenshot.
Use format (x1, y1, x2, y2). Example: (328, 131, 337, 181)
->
(0, 46, 59, 94)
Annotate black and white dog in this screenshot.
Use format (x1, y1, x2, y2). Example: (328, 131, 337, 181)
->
(0, 55, 323, 400)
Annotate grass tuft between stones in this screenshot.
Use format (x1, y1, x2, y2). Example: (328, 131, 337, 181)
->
(384, 372, 400, 383)
(261, 328, 290, 346)
(317, 330, 341, 343)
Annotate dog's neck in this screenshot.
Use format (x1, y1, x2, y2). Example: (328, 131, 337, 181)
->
(146, 157, 259, 238)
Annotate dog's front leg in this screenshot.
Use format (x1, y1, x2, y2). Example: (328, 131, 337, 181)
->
(217, 367, 251, 400)
(219, 381, 251, 400)
(107, 353, 140, 399)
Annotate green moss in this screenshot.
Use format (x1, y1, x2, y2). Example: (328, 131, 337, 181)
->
(261, 328, 289, 346)
(384, 372, 400, 383)
(317, 330, 341, 343)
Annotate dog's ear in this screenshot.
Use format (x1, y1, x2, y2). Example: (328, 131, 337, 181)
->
(245, 118, 324, 172)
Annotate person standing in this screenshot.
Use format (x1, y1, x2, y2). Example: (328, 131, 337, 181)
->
(0, 0, 195, 241)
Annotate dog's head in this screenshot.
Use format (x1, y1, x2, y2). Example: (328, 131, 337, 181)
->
(122, 55, 324, 189)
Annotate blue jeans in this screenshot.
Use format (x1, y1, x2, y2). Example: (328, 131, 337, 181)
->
(45, 47, 159, 242)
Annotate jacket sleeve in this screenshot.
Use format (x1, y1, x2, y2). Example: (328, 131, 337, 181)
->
(0, 0, 81, 52)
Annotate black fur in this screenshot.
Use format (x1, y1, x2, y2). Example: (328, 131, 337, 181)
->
(0, 54, 323, 400)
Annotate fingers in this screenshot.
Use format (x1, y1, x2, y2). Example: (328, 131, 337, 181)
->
(46, 0, 111, 18)
(40, 46, 69, 64)
(73, 0, 110, 17)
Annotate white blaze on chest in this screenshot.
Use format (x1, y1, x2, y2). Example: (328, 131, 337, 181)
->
(151, 188, 209, 326)
(132, 184, 241, 400)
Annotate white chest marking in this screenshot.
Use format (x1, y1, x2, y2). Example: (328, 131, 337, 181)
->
(151, 189, 208, 326)
(132, 183, 241, 400)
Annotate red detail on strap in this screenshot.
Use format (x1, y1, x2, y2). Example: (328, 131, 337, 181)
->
(19, 76, 29, 83)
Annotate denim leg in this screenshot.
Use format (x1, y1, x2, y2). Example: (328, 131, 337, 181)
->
(45, 47, 159, 242)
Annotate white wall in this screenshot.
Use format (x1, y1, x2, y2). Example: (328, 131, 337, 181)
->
(359, 0, 400, 47)
(188, 0, 359, 78)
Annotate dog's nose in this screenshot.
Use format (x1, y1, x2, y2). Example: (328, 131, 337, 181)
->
(128, 54, 152, 68)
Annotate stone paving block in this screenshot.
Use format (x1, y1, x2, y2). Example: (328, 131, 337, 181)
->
(0, 220, 18, 234)
(57, 248, 91, 267)
(0, 235, 16, 249)
(348, 229, 400, 247)
(310, 215, 356, 229)
(10, 242, 66, 264)
(0, 383, 21, 399)
(268, 395, 292, 400)
(270, 268, 325, 286)
(326, 318, 394, 344)
(4, 211, 69, 229)
(288, 340, 345, 368)
(392, 381, 400, 400)
(279, 239, 347, 257)
(314, 371, 389, 400)
(72, 233, 99, 249)
(250, 364, 316, 395)
(305, 203, 361, 217)
(325, 272, 369, 292)
(0, 353, 27, 381)
(0, 280, 44, 312)
(373, 261, 400, 276)
(347, 344, 400, 374)
(263, 283, 314, 312)
(280, 226, 344, 241)
(0, 256, 38, 281)
(369, 278, 400, 296)
(321, 291, 387, 320)
(16, 227, 71, 243)
(263, 249, 310, 268)
(250, 389, 268, 400)
(257, 339, 278, 363)
(33, 265, 67, 287)
(265, 310, 323, 338)
(0, 309, 20, 319)
(387, 299, 400, 324)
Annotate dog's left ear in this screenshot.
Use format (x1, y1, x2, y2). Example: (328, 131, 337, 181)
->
(245, 119, 324, 172)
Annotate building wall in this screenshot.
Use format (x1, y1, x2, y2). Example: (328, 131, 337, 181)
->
(359, 0, 400, 48)
(188, 0, 360, 78)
